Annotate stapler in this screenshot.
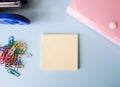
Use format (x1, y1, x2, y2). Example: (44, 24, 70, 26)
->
(0, 0, 30, 25)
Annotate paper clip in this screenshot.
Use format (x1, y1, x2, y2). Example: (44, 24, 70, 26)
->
(7, 42, 20, 56)
(7, 68, 20, 77)
(0, 36, 31, 77)
(9, 36, 14, 46)
(16, 43, 27, 57)
(5, 36, 14, 48)
(0, 47, 6, 52)
(0, 48, 10, 58)
(17, 64, 24, 68)
(16, 58, 22, 65)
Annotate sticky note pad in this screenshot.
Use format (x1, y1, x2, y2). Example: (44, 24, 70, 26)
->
(41, 34, 78, 70)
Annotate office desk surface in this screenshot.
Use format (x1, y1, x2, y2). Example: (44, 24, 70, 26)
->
(0, 0, 120, 87)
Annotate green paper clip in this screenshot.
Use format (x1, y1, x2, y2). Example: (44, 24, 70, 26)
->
(7, 68, 20, 77)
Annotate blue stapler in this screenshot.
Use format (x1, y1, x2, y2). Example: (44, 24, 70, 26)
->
(0, 0, 30, 25)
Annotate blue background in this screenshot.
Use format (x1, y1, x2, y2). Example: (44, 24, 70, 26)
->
(0, 0, 120, 87)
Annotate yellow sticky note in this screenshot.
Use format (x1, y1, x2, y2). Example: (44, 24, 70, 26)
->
(41, 34, 78, 70)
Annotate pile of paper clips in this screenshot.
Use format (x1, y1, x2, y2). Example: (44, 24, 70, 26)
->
(0, 36, 31, 77)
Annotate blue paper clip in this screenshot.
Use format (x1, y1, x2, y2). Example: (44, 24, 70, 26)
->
(17, 58, 22, 65)
(8, 36, 14, 46)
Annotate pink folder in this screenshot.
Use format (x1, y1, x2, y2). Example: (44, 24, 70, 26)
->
(67, 0, 120, 46)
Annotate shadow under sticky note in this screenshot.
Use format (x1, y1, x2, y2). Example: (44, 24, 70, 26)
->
(41, 34, 78, 71)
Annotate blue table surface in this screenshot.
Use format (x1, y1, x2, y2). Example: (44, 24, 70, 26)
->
(0, 0, 120, 87)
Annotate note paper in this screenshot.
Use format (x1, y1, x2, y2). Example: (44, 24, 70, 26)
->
(41, 34, 78, 70)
